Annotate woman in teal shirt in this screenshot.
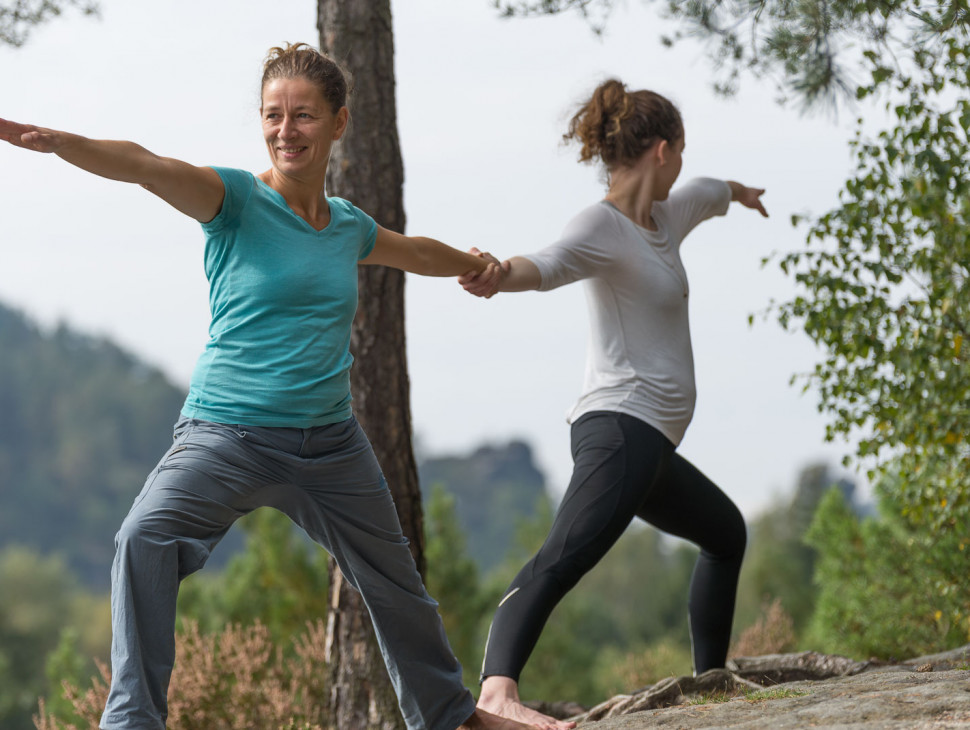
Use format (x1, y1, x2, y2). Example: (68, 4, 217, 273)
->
(0, 43, 519, 730)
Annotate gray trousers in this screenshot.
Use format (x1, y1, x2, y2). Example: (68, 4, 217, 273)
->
(100, 416, 475, 730)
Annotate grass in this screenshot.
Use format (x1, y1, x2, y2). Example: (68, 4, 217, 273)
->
(687, 691, 737, 706)
(744, 687, 811, 702)
(687, 687, 810, 705)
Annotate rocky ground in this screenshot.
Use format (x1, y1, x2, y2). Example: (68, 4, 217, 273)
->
(532, 644, 970, 728)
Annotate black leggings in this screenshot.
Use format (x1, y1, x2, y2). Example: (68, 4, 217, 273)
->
(480, 411, 746, 682)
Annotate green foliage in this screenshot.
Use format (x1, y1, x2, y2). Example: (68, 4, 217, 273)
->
(0, 0, 99, 47)
(0, 547, 109, 730)
(177, 508, 330, 642)
(805, 483, 969, 660)
(517, 591, 617, 705)
(734, 462, 854, 640)
(424, 485, 487, 687)
(771, 40, 970, 535)
(565, 525, 696, 649)
(42, 628, 88, 725)
(655, 0, 970, 106)
(495, 1, 970, 109)
(754, 10, 970, 640)
(419, 441, 547, 572)
(0, 304, 191, 588)
(593, 639, 692, 696)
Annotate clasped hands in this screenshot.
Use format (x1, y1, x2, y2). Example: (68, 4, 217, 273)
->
(459, 247, 508, 299)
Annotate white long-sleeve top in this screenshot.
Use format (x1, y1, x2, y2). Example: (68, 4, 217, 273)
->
(525, 177, 732, 446)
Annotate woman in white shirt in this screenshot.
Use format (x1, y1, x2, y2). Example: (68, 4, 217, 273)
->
(462, 78, 768, 730)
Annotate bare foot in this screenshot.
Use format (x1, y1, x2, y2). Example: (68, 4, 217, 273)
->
(477, 677, 577, 730)
(458, 707, 538, 729)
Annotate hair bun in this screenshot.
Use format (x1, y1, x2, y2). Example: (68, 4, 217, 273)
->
(563, 79, 682, 171)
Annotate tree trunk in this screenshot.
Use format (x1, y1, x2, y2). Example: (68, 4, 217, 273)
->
(318, 3, 419, 729)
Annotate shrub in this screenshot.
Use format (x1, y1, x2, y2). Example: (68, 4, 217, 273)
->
(35, 620, 331, 730)
(730, 597, 796, 658)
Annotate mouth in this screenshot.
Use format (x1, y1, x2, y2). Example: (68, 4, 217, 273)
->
(277, 145, 308, 159)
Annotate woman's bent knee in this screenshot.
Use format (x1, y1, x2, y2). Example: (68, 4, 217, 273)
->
(702, 513, 746, 562)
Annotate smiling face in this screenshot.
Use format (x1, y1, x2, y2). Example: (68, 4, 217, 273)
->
(260, 76, 348, 180)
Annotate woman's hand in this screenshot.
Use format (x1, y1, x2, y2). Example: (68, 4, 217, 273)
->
(0, 118, 67, 153)
(459, 247, 507, 298)
(728, 181, 769, 217)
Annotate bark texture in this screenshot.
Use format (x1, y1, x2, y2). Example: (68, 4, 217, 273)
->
(318, 3, 417, 729)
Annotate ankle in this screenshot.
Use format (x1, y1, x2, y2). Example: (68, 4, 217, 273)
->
(479, 675, 520, 704)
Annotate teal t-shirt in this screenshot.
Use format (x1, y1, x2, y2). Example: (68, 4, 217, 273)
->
(181, 167, 378, 427)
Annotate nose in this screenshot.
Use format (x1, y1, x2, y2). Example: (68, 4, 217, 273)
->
(278, 115, 299, 139)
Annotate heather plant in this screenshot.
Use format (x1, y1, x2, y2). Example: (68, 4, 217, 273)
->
(730, 598, 797, 659)
(35, 620, 331, 730)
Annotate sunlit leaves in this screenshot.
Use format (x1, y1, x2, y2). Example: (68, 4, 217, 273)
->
(770, 41, 970, 533)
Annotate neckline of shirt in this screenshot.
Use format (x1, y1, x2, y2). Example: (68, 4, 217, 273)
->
(600, 199, 668, 242)
(255, 176, 334, 235)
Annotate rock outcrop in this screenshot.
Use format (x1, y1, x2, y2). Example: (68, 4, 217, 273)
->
(535, 644, 970, 728)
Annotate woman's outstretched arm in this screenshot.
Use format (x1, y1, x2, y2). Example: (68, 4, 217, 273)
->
(0, 118, 224, 222)
(362, 225, 504, 291)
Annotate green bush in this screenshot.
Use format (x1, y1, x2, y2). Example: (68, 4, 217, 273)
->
(805, 483, 969, 660)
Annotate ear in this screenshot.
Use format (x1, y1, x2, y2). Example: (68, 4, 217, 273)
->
(333, 106, 350, 140)
(655, 138, 670, 166)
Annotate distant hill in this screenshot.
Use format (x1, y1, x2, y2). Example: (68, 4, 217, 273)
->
(0, 303, 190, 587)
(418, 440, 548, 572)
(0, 301, 551, 587)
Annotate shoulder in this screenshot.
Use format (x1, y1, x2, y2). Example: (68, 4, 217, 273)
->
(209, 166, 257, 191)
(665, 177, 730, 207)
(326, 196, 373, 225)
(201, 168, 257, 232)
(527, 201, 626, 285)
(655, 178, 731, 240)
(562, 201, 625, 241)
(327, 196, 377, 255)
(325, 196, 354, 215)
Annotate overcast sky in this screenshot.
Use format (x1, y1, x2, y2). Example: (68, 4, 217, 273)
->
(1, 0, 869, 517)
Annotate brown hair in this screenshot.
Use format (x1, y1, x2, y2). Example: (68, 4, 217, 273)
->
(261, 42, 351, 113)
(564, 79, 683, 170)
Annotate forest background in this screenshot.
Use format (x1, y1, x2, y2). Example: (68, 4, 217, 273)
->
(2, 1, 969, 729)
(0, 302, 882, 729)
